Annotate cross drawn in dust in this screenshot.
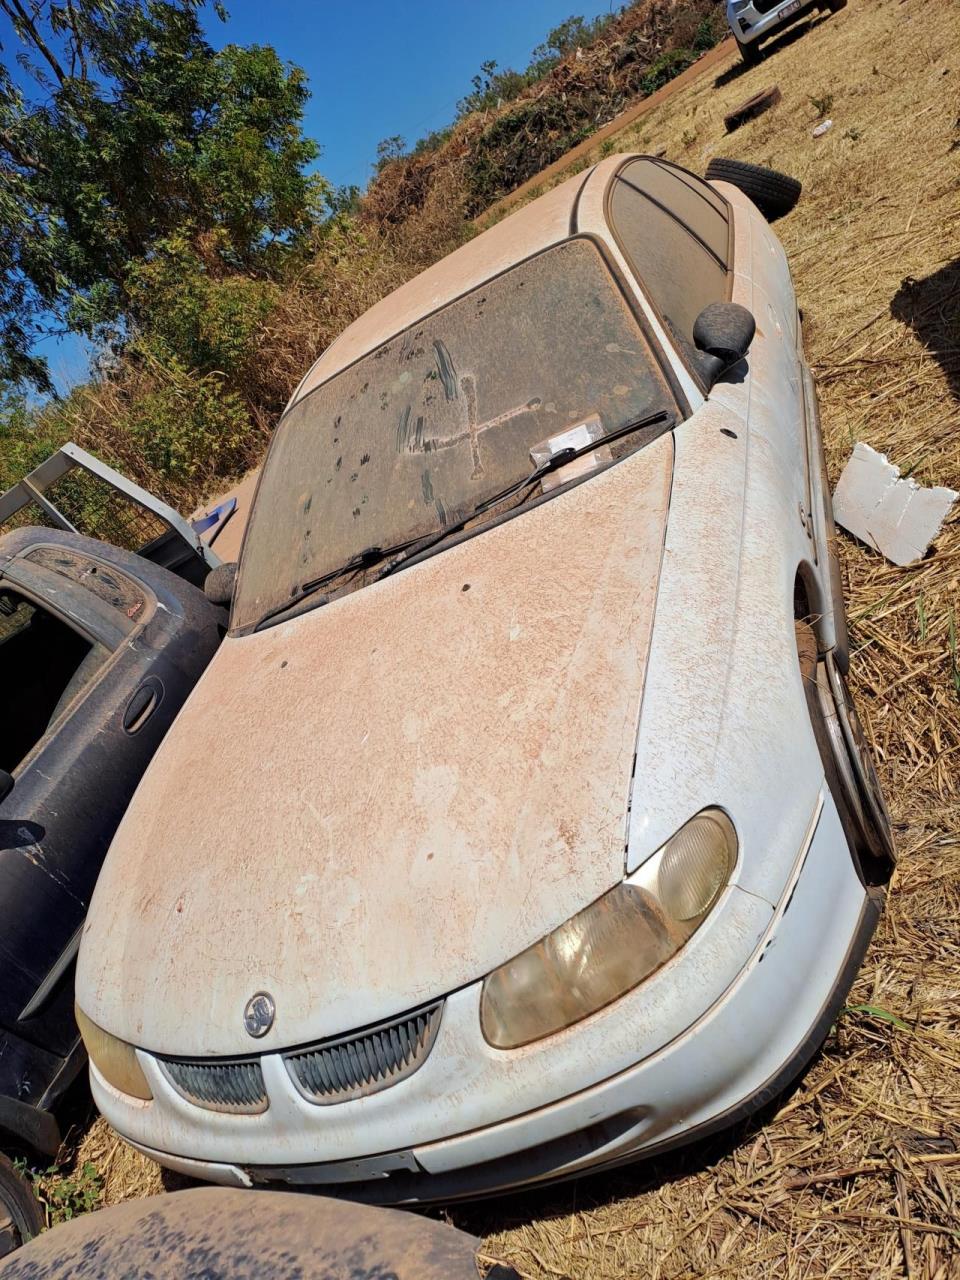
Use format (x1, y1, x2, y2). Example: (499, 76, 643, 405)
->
(396, 338, 541, 480)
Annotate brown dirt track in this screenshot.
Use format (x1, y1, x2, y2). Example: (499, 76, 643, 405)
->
(65, 2, 960, 1276)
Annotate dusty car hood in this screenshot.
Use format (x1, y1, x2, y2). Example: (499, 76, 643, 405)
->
(79, 435, 673, 1056)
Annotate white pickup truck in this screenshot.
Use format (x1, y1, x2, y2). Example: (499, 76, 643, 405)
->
(726, 0, 846, 64)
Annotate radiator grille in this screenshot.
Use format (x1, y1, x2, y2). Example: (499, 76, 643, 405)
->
(285, 1002, 443, 1104)
(161, 1058, 268, 1114)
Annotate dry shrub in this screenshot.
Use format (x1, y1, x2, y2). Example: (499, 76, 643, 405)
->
(241, 164, 471, 438)
(364, 0, 726, 224)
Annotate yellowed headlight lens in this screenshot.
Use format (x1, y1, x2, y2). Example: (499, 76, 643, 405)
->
(656, 809, 736, 922)
(480, 808, 737, 1049)
(75, 1006, 153, 1100)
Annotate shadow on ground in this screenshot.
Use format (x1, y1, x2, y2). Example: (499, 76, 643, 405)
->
(713, 12, 832, 89)
(890, 258, 960, 401)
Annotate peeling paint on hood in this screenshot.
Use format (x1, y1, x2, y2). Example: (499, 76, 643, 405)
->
(79, 434, 674, 1057)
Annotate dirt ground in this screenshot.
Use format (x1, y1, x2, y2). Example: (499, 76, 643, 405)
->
(61, 1, 959, 1275)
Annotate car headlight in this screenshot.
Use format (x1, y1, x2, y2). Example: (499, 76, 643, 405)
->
(480, 809, 737, 1049)
(75, 1006, 153, 1100)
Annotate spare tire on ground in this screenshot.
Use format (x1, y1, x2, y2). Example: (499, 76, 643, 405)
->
(705, 157, 802, 220)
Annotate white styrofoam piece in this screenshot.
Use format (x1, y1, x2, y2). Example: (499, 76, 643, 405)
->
(832, 442, 958, 566)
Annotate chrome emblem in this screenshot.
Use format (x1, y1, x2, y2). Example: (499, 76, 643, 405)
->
(243, 992, 275, 1038)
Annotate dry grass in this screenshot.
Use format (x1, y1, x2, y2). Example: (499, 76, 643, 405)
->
(49, 1, 960, 1273)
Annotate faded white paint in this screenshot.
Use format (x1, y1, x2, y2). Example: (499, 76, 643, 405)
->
(77, 158, 875, 1194)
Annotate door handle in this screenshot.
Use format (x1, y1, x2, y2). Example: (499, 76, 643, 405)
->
(123, 677, 164, 734)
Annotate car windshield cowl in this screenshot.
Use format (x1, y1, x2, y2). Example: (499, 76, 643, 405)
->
(233, 236, 679, 634)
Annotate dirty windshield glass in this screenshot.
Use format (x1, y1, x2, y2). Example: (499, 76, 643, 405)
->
(234, 237, 676, 630)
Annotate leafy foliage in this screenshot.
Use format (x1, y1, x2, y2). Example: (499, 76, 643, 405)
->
(0, 385, 69, 487)
(454, 12, 618, 120)
(117, 357, 250, 482)
(124, 231, 279, 377)
(15, 1157, 102, 1225)
(0, 0, 324, 390)
(462, 0, 727, 213)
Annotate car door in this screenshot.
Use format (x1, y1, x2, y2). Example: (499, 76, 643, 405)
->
(0, 532, 222, 1108)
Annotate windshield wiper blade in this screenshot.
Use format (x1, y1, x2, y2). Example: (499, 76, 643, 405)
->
(369, 407, 675, 584)
(254, 407, 674, 630)
(254, 540, 420, 630)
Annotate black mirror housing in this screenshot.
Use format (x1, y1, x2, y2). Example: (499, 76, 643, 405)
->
(204, 561, 238, 606)
(692, 302, 756, 385)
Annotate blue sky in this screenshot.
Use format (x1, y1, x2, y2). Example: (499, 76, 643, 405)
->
(203, 1, 609, 192)
(8, 0, 610, 393)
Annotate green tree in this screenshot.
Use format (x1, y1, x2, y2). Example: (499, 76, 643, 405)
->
(0, 0, 324, 391)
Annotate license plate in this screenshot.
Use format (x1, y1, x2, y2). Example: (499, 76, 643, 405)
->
(780, 0, 802, 15)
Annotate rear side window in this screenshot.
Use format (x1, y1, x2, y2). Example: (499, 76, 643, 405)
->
(608, 158, 730, 351)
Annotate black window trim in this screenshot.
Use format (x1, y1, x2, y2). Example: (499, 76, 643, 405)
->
(0, 575, 115, 777)
(1, 558, 130, 652)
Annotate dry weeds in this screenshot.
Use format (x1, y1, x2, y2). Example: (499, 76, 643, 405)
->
(53, 1, 960, 1275)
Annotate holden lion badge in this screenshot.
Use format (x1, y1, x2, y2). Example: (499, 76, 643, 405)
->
(243, 992, 275, 1038)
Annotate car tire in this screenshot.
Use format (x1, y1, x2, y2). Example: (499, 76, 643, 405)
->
(796, 622, 896, 886)
(705, 157, 802, 220)
(734, 34, 761, 65)
(0, 1153, 44, 1259)
(827, 0, 847, 11)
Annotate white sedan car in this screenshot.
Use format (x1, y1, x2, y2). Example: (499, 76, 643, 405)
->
(75, 154, 894, 1201)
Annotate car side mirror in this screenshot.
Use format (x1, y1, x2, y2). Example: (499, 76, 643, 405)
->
(0, 770, 14, 804)
(204, 561, 238, 606)
(693, 302, 756, 386)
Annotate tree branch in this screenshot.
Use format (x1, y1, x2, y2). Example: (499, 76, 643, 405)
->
(0, 127, 46, 172)
(0, 0, 68, 87)
(65, 0, 89, 80)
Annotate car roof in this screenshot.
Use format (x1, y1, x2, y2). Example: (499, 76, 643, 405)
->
(288, 163, 611, 408)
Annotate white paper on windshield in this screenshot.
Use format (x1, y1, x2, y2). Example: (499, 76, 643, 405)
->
(530, 414, 612, 491)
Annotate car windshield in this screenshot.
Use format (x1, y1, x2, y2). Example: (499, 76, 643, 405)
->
(233, 237, 677, 631)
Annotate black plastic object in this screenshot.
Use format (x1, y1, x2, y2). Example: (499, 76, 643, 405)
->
(0, 526, 224, 1160)
(705, 157, 802, 221)
(204, 560, 238, 606)
(693, 302, 756, 384)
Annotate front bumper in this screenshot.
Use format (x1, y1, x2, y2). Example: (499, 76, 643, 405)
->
(92, 793, 880, 1202)
(729, 0, 819, 47)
